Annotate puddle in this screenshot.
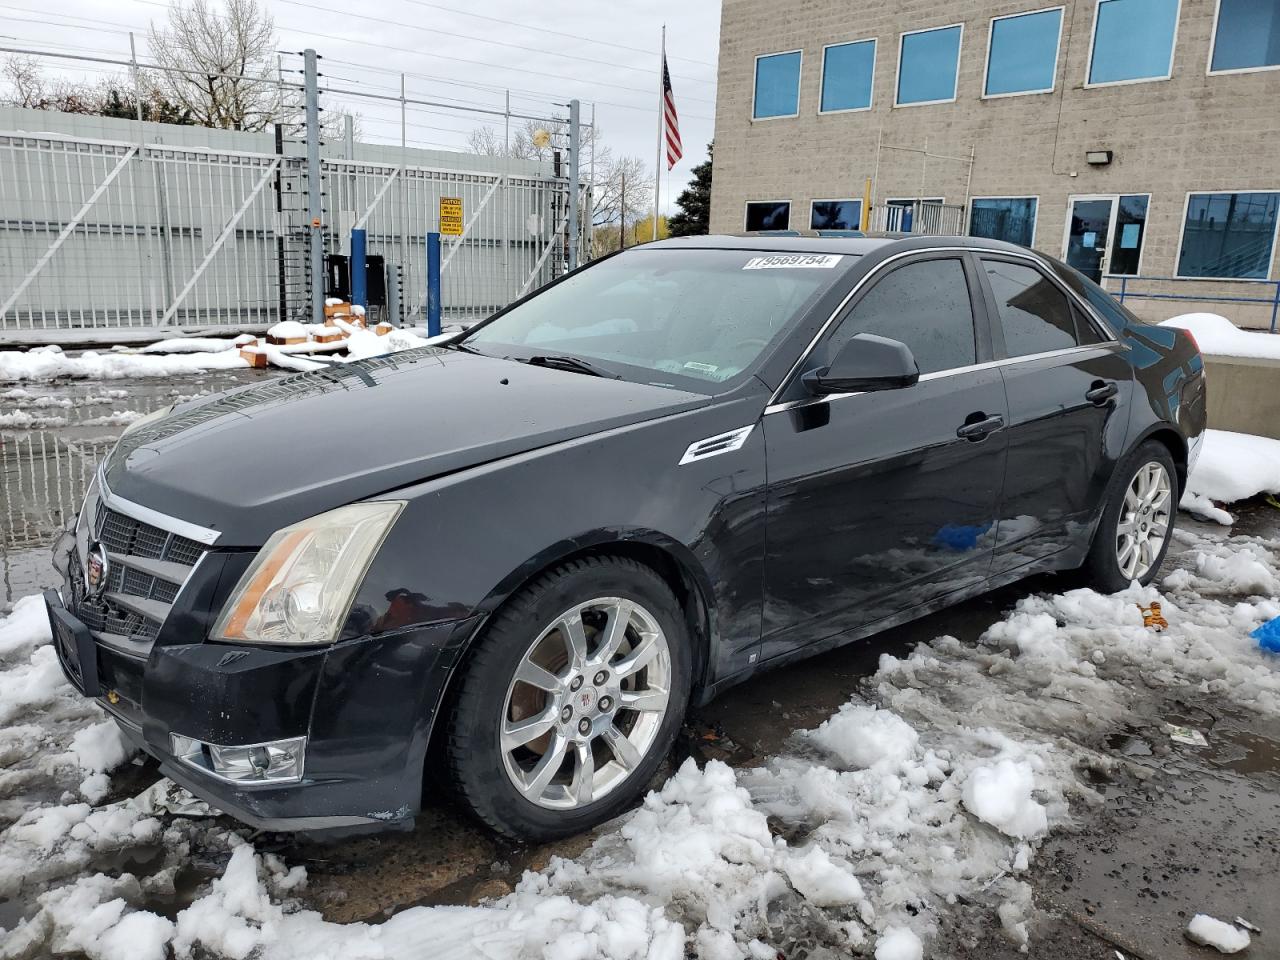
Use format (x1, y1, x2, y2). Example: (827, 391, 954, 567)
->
(1210, 727, 1280, 778)
(1106, 731, 1154, 758)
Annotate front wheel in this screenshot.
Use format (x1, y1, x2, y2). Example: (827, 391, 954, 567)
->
(446, 556, 692, 841)
(1081, 440, 1178, 591)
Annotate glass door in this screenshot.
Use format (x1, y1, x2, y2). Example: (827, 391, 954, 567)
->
(1065, 197, 1115, 282)
(1064, 195, 1150, 282)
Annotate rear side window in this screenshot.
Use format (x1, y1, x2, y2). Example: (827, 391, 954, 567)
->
(828, 257, 977, 374)
(981, 259, 1079, 357)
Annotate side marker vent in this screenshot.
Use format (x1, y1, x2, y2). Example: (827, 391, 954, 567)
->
(679, 426, 755, 466)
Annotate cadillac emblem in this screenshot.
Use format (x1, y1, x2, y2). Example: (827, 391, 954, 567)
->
(85, 541, 110, 598)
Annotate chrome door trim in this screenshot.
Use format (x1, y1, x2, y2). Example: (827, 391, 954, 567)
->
(767, 244, 1121, 409)
(763, 343, 1123, 416)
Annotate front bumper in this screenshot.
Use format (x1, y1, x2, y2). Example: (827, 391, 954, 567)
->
(46, 587, 470, 836)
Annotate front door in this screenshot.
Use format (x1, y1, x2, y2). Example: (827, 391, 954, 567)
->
(759, 254, 1008, 660)
(1065, 197, 1114, 281)
(1064, 195, 1150, 282)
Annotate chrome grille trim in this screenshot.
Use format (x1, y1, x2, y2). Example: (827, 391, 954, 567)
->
(98, 467, 221, 546)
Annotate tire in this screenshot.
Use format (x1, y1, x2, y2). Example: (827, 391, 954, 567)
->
(1080, 440, 1179, 592)
(446, 556, 693, 841)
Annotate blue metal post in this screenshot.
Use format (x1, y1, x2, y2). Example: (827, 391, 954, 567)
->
(1271, 281, 1279, 333)
(350, 228, 367, 309)
(426, 231, 442, 336)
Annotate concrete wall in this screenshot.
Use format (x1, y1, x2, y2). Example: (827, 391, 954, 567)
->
(710, 0, 1280, 329)
(1203, 354, 1280, 440)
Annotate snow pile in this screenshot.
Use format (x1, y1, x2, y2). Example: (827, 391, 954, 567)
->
(874, 926, 924, 960)
(961, 759, 1048, 840)
(1183, 430, 1280, 522)
(1161, 312, 1280, 360)
(1186, 914, 1251, 954)
(0, 345, 248, 382)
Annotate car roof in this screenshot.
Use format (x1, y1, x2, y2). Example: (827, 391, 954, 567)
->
(646, 233, 1036, 258)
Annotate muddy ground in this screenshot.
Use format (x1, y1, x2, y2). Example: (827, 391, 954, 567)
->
(2, 372, 1277, 959)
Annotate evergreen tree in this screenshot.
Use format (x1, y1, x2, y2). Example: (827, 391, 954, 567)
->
(667, 143, 712, 237)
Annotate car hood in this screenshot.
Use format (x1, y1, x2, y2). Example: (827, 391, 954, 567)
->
(104, 348, 707, 545)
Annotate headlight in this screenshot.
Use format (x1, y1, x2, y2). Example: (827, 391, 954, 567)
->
(211, 501, 404, 646)
(119, 404, 173, 438)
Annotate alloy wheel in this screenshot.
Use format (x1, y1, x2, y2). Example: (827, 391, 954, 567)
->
(500, 597, 672, 810)
(1116, 460, 1173, 581)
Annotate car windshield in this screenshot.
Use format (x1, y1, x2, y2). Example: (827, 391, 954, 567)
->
(462, 248, 854, 391)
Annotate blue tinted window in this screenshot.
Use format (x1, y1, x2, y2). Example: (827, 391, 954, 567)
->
(897, 26, 963, 104)
(821, 40, 875, 111)
(745, 201, 792, 231)
(986, 9, 1063, 95)
(754, 52, 802, 118)
(811, 200, 863, 230)
(1178, 192, 1280, 279)
(1089, 0, 1180, 84)
(970, 198, 1038, 246)
(1211, 0, 1280, 71)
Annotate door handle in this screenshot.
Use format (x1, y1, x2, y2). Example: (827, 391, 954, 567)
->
(956, 414, 1004, 441)
(1086, 381, 1118, 405)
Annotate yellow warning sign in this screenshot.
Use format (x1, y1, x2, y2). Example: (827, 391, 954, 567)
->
(439, 197, 463, 236)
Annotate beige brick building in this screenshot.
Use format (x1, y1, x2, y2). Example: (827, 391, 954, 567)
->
(709, 0, 1280, 328)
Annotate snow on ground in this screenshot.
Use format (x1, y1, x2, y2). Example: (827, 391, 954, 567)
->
(1183, 430, 1280, 525)
(1161, 312, 1280, 360)
(1, 514, 1277, 959)
(1186, 914, 1252, 954)
(1, 327, 459, 382)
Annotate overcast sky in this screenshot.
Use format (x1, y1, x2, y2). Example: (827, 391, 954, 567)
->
(3, 0, 722, 210)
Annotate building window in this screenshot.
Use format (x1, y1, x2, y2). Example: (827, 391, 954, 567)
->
(1109, 195, 1149, 275)
(811, 199, 863, 230)
(896, 25, 963, 105)
(1178, 192, 1280, 279)
(1087, 0, 1181, 85)
(1210, 0, 1280, 73)
(820, 40, 876, 112)
(745, 201, 792, 231)
(753, 51, 802, 119)
(985, 8, 1063, 96)
(969, 198, 1038, 246)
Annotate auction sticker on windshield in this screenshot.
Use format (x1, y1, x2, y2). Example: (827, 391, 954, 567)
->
(742, 254, 843, 270)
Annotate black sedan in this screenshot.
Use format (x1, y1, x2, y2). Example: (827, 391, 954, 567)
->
(47, 234, 1206, 840)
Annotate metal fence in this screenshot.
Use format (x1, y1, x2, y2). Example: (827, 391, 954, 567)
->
(0, 127, 580, 339)
(1103, 274, 1280, 333)
(873, 201, 967, 236)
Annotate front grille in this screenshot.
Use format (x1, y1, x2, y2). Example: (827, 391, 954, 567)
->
(70, 497, 210, 647)
(96, 506, 204, 566)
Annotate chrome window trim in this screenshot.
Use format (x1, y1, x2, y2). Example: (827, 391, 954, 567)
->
(98, 466, 221, 545)
(764, 343, 1121, 416)
(766, 244, 1121, 409)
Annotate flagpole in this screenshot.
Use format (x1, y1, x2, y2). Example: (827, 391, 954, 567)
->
(654, 24, 664, 242)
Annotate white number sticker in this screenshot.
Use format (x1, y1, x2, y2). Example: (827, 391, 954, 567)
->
(742, 254, 844, 270)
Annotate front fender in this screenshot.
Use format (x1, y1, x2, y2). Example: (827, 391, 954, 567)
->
(346, 394, 770, 687)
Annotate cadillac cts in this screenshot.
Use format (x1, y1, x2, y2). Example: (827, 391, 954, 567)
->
(47, 235, 1206, 840)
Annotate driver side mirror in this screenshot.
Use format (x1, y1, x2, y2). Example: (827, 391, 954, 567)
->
(802, 333, 920, 395)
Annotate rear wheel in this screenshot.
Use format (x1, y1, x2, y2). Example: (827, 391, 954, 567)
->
(447, 556, 692, 841)
(1081, 440, 1178, 591)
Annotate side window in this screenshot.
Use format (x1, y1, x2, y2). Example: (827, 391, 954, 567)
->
(981, 259, 1078, 357)
(828, 258, 976, 374)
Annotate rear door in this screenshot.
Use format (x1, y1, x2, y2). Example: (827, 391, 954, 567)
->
(974, 254, 1134, 576)
(759, 253, 1009, 660)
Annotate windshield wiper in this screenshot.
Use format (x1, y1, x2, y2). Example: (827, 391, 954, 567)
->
(523, 354, 621, 379)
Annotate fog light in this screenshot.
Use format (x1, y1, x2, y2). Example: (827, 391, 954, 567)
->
(169, 733, 306, 784)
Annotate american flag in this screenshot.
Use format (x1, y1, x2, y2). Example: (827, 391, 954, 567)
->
(662, 53, 683, 169)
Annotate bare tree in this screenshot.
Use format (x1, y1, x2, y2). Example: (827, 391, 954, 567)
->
(147, 0, 282, 131)
(463, 118, 652, 256)
(1, 56, 45, 108)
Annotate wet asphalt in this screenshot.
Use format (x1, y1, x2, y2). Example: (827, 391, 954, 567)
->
(2, 370, 1278, 959)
